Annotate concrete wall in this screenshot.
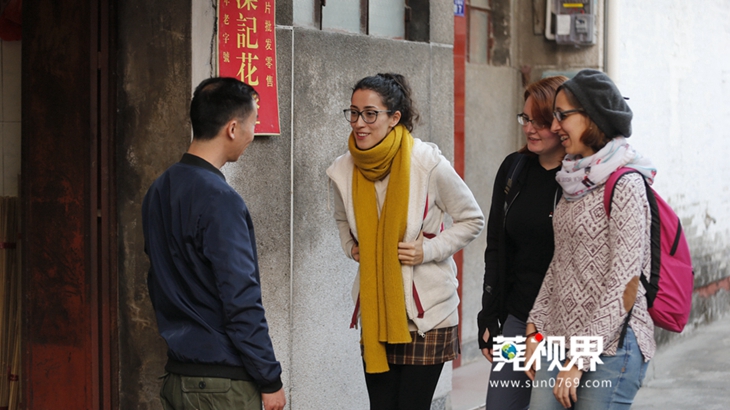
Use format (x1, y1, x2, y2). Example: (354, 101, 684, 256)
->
(614, 0, 730, 344)
(283, 29, 455, 409)
(460, 64, 520, 364)
(0, 39, 20, 196)
(513, 0, 605, 80)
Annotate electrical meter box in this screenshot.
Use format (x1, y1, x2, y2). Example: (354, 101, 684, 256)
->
(549, 0, 596, 46)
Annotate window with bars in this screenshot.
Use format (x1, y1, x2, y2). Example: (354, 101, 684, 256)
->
(294, 0, 430, 42)
(466, 0, 510, 65)
(468, 0, 490, 64)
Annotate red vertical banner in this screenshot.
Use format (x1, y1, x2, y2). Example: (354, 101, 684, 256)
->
(218, 0, 280, 135)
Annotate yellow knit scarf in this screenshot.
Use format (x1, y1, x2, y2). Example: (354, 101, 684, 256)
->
(349, 124, 413, 374)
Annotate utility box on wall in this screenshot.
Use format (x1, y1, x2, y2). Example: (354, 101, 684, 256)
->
(546, 0, 596, 46)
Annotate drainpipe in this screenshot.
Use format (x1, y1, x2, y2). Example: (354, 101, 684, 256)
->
(604, 0, 620, 81)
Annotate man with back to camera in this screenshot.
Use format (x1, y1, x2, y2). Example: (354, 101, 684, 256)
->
(142, 77, 286, 410)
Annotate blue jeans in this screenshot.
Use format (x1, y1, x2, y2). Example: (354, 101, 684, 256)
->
(486, 314, 531, 410)
(529, 327, 648, 410)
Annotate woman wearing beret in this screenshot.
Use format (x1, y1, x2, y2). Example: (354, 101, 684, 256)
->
(524, 70, 657, 409)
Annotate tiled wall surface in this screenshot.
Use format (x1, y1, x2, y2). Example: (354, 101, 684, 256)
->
(1, 39, 21, 197)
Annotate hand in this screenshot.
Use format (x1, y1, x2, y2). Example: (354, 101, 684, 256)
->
(262, 388, 286, 410)
(553, 364, 582, 408)
(481, 329, 493, 362)
(398, 232, 424, 266)
(524, 337, 539, 381)
(524, 324, 539, 381)
(351, 244, 360, 262)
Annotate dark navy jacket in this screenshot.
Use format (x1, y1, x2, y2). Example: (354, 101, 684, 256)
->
(142, 153, 282, 393)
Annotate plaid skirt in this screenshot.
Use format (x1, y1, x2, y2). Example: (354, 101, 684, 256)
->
(383, 325, 460, 365)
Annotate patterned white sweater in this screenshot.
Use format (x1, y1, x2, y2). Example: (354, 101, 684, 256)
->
(528, 173, 656, 371)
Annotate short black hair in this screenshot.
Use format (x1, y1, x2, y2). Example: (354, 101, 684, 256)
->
(190, 77, 258, 140)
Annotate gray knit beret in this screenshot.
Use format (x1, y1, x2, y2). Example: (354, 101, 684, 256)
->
(561, 69, 632, 138)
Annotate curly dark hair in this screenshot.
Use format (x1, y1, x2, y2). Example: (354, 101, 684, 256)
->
(352, 73, 420, 132)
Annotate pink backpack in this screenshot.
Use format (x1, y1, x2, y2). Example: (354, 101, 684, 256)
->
(604, 167, 694, 332)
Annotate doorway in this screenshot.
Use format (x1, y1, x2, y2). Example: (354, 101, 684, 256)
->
(20, 0, 118, 408)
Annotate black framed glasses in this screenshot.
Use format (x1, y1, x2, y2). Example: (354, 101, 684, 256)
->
(516, 113, 548, 130)
(343, 109, 391, 124)
(552, 109, 584, 122)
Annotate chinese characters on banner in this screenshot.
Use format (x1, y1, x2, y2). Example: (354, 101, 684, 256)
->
(218, 0, 280, 135)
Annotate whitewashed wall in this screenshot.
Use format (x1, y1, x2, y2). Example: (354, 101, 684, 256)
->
(617, 0, 730, 338)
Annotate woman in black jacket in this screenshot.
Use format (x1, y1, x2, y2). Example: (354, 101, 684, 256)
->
(477, 75, 567, 409)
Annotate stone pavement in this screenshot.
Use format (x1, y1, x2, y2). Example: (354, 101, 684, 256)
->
(633, 314, 730, 410)
(451, 314, 730, 410)
(451, 355, 488, 410)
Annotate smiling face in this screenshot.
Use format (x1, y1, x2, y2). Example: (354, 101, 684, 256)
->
(551, 90, 594, 158)
(522, 96, 564, 161)
(350, 89, 401, 150)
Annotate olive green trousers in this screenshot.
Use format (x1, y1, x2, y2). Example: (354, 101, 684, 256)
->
(160, 373, 262, 410)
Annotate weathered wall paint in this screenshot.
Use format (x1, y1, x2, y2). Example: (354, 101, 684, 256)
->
(617, 0, 730, 345)
(116, 1, 192, 408)
(22, 1, 95, 407)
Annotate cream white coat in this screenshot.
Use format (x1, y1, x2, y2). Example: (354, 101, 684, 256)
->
(327, 138, 484, 333)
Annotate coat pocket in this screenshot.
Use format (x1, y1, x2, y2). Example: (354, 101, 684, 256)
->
(412, 258, 458, 313)
(181, 376, 231, 394)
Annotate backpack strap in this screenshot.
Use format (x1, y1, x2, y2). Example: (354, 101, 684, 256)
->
(604, 166, 659, 297)
(604, 167, 647, 348)
(603, 167, 640, 217)
(504, 154, 527, 214)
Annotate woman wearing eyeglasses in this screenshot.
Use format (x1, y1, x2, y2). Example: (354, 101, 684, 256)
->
(524, 70, 656, 409)
(476, 75, 567, 410)
(326, 73, 484, 410)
